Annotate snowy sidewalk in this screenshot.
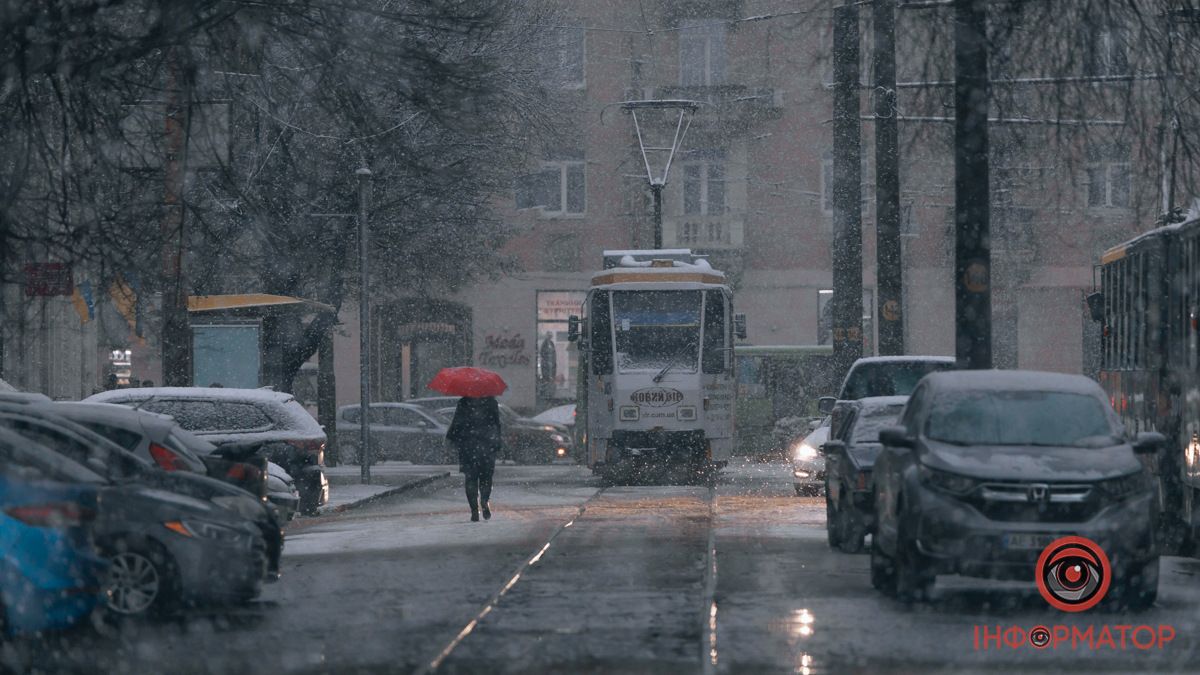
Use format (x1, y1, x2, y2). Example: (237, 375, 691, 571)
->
(318, 470, 451, 515)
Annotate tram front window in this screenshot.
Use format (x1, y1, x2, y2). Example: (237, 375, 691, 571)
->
(612, 290, 702, 373)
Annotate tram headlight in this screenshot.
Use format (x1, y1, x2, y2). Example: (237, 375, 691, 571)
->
(619, 406, 640, 421)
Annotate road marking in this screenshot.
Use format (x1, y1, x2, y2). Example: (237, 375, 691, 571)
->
(702, 484, 719, 674)
(415, 487, 606, 674)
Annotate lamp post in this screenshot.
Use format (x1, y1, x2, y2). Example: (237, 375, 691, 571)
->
(356, 166, 373, 485)
(622, 100, 699, 249)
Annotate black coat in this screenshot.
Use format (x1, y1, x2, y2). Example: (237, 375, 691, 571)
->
(446, 397, 502, 473)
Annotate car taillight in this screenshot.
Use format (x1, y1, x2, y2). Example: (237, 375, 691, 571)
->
(288, 439, 326, 465)
(149, 442, 191, 471)
(5, 503, 95, 527)
(226, 462, 263, 483)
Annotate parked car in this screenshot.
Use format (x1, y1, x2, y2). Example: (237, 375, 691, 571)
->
(44, 400, 292, 552)
(818, 356, 956, 416)
(870, 371, 1161, 607)
(0, 429, 108, 635)
(337, 403, 452, 464)
(822, 396, 907, 552)
(790, 417, 829, 497)
(87, 387, 329, 515)
(410, 397, 573, 464)
(0, 398, 276, 605)
(531, 404, 576, 430)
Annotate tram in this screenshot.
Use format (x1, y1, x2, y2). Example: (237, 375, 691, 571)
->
(569, 249, 745, 482)
(1096, 215, 1200, 553)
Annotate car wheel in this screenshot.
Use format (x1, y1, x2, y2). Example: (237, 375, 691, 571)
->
(825, 488, 842, 549)
(835, 492, 865, 554)
(870, 530, 896, 595)
(894, 513, 934, 602)
(795, 484, 805, 497)
(1114, 557, 1159, 611)
(103, 541, 178, 616)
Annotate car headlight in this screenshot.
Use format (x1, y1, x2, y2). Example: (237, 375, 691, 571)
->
(791, 442, 818, 461)
(212, 495, 267, 520)
(918, 464, 978, 495)
(1098, 470, 1148, 500)
(164, 519, 249, 544)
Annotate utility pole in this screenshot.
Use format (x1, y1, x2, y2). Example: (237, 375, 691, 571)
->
(161, 46, 191, 385)
(357, 167, 373, 485)
(874, 0, 904, 356)
(954, 0, 991, 369)
(317, 321, 338, 465)
(652, 185, 664, 249)
(832, 3, 864, 373)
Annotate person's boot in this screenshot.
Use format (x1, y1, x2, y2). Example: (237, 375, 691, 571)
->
(482, 502, 491, 520)
(471, 510, 480, 522)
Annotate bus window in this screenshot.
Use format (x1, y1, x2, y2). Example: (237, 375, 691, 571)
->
(702, 291, 727, 374)
(590, 291, 613, 375)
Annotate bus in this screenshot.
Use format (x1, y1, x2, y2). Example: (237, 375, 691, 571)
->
(1096, 215, 1200, 555)
(734, 344, 836, 457)
(569, 249, 744, 482)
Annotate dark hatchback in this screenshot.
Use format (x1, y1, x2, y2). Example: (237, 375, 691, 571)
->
(871, 371, 1161, 607)
(822, 395, 908, 553)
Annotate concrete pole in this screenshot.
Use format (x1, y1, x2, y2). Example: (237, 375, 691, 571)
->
(832, 3, 864, 374)
(357, 167, 373, 484)
(874, 0, 904, 356)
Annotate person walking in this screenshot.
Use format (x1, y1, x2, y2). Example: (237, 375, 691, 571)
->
(446, 396, 502, 522)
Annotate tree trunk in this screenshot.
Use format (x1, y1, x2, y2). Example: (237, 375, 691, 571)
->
(832, 3, 864, 374)
(954, 0, 991, 369)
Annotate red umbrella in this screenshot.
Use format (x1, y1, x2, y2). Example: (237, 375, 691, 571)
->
(428, 367, 508, 398)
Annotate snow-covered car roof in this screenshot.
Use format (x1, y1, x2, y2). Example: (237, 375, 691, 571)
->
(851, 355, 956, 366)
(51, 400, 176, 430)
(920, 370, 1105, 395)
(532, 404, 575, 425)
(0, 377, 15, 392)
(88, 386, 296, 405)
(851, 395, 910, 410)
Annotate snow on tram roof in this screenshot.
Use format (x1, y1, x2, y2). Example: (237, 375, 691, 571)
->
(1101, 210, 1200, 263)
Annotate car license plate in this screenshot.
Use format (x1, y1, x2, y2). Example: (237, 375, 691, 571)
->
(1002, 533, 1057, 550)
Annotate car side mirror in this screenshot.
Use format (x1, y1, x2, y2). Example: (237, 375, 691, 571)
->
(1133, 431, 1165, 455)
(818, 397, 836, 415)
(1085, 292, 1104, 322)
(734, 313, 748, 340)
(879, 426, 914, 449)
(567, 315, 580, 343)
(821, 439, 845, 455)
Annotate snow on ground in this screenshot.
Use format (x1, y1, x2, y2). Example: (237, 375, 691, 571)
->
(318, 482, 399, 514)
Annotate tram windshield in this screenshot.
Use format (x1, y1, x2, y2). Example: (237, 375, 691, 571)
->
(612, 290, 702, 373)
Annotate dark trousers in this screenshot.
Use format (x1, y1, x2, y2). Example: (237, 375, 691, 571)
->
(464, 464, 494, 513)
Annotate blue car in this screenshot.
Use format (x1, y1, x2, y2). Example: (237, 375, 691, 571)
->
(0, 429, 108, 635)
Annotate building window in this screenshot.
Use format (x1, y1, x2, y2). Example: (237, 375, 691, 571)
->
(515, 157, 586, 216)
(682, 162, 725, 215)
(1084, 25, 1128, 77)
(1087, 141, 1131, 208)
(680, 20, 727, 86)
(548, 26, 585, 89)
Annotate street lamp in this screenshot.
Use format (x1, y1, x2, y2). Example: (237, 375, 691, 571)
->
(622, 99, 699, 249)
(356, 166, 373, 485)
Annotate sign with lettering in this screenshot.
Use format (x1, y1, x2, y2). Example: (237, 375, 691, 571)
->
(478, 332, 530, 369)
(631, 387, 684, 407)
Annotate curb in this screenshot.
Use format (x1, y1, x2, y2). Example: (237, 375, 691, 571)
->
(328, 472, 452, 514)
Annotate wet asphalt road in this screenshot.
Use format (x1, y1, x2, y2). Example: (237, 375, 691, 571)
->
(12, 460, 1200, 674)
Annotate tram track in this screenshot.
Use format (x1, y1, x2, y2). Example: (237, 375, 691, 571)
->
(415, 482, 722, 674)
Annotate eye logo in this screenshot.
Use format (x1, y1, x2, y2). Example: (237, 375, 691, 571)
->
(1035, 536, 1111, 612)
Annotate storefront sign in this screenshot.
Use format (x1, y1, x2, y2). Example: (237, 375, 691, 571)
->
(478, 332, 530, 369)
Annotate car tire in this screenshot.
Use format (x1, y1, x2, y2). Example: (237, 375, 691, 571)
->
(894, 514, 934, 602)
(795, 484, 805, 497)
(835, 491, 865, 554)
(1114, 557, 1159, 611)
(826, 488, 842, 549)
(870, 531, 896, 595)
(102, 539, 179, 617)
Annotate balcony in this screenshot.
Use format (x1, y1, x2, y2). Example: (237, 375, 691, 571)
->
(647, 85, 783, 133)
(665, 215, 744, 250)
